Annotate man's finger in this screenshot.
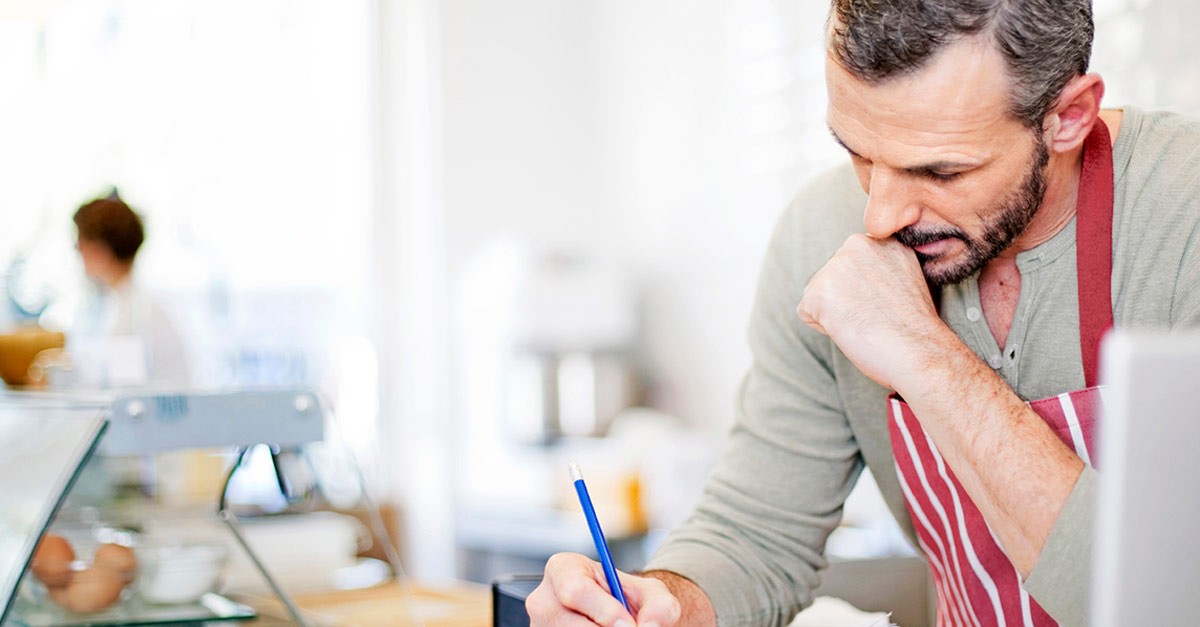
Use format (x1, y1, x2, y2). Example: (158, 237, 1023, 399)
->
(621, 574, 681, 627)
(548, 564, 635, 626)
(796, 301, 828, 335)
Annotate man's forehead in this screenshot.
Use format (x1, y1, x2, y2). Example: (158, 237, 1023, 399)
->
(824, 38, 1022, 152)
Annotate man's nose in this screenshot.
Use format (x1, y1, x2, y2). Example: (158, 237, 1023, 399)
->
(863, 168, 921, 239)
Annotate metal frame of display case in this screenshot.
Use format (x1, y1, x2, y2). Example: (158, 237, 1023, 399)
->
(106, 388, 328, 627)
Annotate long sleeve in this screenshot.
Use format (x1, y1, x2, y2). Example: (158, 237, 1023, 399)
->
(645, 168, 871, 627)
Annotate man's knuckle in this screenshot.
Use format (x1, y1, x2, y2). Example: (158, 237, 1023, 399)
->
(665, 596, 683, 624)
(545, 552, 569, 570)
(524, 588, 549, 618)
(557, 578, 589, 606)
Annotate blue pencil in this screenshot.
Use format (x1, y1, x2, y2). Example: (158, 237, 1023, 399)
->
(569, 462, 631, 613)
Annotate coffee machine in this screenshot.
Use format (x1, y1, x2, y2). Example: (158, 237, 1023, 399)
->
(500, 250, 641, 445)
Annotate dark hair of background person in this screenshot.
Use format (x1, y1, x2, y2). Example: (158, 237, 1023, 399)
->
(73, 196, 145, 263)
(827, 0, 1095, 131)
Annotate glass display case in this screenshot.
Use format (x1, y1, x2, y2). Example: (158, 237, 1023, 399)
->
(0, 396, 108, 625)
(0, 388, 394, 627)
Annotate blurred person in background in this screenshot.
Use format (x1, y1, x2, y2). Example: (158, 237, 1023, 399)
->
(68, 192, 190, 388)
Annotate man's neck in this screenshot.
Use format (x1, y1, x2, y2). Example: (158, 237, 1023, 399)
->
(977, 110, 1122, 346)
(998, 109, 1123, 262)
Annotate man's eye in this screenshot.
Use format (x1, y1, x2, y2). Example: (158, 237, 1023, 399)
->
(925, 170, 962, 182)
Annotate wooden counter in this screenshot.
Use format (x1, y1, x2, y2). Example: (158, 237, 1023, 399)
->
(237, 581, 492, 626)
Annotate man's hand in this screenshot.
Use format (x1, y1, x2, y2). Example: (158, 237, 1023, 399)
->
(798, 234, 1086, 577)
(796, 233, 951, 391)
(527, 553, 696, 627)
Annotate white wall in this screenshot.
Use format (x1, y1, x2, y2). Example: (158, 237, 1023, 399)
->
(438, 0, 839, 433)
(589, 0, 839, 430)
(440, 0, 612, 273)
(1093, 0, 1200, 116)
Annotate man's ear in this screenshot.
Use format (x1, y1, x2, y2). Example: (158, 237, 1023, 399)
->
(1043, 73, 1105, 153)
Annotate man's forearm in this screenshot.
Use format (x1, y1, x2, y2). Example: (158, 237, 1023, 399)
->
(895, 327, 1085, 577)
(641, 571, 717, 627)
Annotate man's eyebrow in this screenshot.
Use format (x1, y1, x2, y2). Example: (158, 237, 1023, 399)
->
(827, 126, 860, 157)
(828, 124, 976, 175)
(904, 161, 973, 176)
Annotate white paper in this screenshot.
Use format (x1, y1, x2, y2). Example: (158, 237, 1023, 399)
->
(789, 596, 898, 627)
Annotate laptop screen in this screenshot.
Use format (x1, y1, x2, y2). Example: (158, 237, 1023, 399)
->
(0, 398, 107, 624)
(1093, 330, 1200, 625)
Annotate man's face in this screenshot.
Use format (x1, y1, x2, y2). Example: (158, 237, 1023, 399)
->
(826, 37, 1051, 286)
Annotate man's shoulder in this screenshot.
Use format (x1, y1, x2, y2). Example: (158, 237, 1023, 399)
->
(1118, 107, 1200, 191)
(1128, 107, 1200, 139)
(1116, 107, 1200, 222)
(1111, 108, 1200, 323)
(785, 162, 867, 222)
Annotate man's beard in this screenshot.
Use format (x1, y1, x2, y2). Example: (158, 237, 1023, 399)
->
(895, 138, 1051, 287)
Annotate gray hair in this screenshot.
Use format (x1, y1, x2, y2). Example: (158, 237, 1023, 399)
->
(828, 0, 1094, 131)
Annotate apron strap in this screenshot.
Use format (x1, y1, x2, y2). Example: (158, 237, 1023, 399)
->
(1076, 118, 1116, 388)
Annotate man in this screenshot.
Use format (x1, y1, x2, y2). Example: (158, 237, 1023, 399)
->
(71, 194, 190, 387)
(527, 1, 1200, 626)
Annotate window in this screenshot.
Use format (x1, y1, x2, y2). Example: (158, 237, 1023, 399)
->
(0, 0, 379, 465)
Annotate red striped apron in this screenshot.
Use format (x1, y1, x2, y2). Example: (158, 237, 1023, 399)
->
(888, 120, 1113, 627)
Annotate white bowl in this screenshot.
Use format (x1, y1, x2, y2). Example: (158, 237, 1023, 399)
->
(137, 543, 227, 605)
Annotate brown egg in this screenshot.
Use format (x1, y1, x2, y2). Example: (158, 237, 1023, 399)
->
(59, 566, 124, 613)
(93, 543, 138, 577)
(31, 534, 74, 588)
(47, 584, 72, 607)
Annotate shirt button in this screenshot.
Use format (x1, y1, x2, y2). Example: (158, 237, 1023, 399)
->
(966, 307, 982, 322)
(988, 354, 1003, 369)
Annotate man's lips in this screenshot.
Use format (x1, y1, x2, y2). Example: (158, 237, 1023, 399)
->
(913, 238, 954, 256)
